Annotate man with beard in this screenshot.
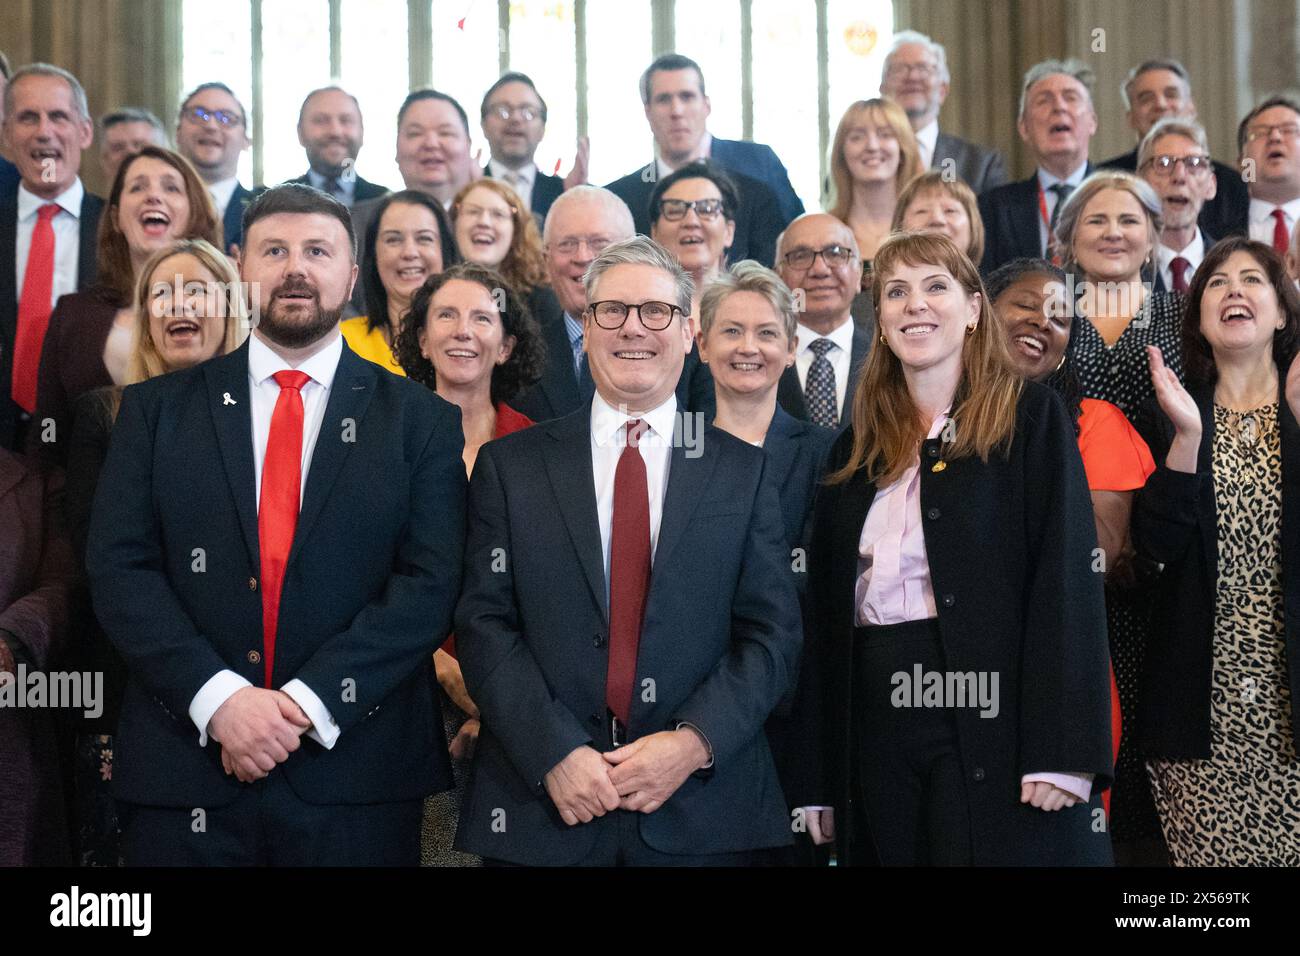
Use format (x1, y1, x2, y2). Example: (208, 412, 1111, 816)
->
(287, 86, 388, 208)
(87, 183, 467, 865)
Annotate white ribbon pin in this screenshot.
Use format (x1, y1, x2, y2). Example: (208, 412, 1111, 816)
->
(223, 392, 237, 406)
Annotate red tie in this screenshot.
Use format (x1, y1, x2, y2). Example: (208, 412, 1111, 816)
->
(12, 203, 60, 412)
(258, 369, 311, 687)
(606, 419, 651, 726)
(1273, 208, 1290, 257)
(1170, 256, 1191, 294)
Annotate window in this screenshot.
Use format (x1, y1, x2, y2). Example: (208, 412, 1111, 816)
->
(752, 0, 820, 212)
(181, 0, 253, 185)
(341, 0, 409, 190)
(507, 2, 579, 183)
(585, 0, 653, 186)
(675, 1, 742, 142)
(260, 0, 331, 185)
(430, 0, 501, 167)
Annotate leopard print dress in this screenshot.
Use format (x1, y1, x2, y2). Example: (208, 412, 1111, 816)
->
(1147, 403, 1300, 865)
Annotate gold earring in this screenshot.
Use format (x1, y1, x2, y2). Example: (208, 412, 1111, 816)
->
(966, 324, 977, 335)
(880, 332, 887, 343)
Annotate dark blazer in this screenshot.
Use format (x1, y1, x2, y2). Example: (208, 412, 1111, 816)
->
(797, 382, 1113, 865)
(0, 448, 75, 865)
(1101, 148, 1250, 243)
(933, 132, 1008, 195)
(453, 406, 802, 864)
(709, 137, 805, 225)
(978, 165, 1092, 274)
(777, 315, 874, 425)
(221, 182, 259, 254)
(509, 286, 717, 423)
(0, 158, 18, 195)
(1152, 230, 1216, 294)
(483, 163, 564, 221)
(30, 290, 117, 468)
(85, 339, 467, 810)
(0, 183, 104, 451)
(1131, 381, 1300, 758)
(606, 162, 789, 267)
(287, 170, 389, 207)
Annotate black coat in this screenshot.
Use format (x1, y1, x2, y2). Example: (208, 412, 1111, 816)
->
(978, 167, 1093, 274)
(482, 163, 564, 221)
(776, 313, 874, 425)
(797, 381, 1114, 865)
(1131, 381, 1300, 758)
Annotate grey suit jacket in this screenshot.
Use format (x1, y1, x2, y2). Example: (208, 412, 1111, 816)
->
(933, 132, 1008, 195)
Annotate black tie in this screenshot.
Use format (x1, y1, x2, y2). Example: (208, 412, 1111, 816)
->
(1048, 183, 1074, 235)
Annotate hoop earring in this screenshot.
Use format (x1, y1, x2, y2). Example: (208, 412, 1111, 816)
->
(965, 324, 977, 335)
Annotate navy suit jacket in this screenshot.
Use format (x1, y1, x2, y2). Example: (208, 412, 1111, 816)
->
(0, 159, 18, 195)
(709, 137, 805, 224)
(606, 160, 790, 267)
(287, 170, 389, 207)
(0, 182, 104, 450)
(86, 339, 467, 809)
(1152, 229, 1216, 294)
(776, 317, 873, 426)
(483, 163, 565, 221)
(933, 132, 1008, 195)
(978, 165, 1093, 274)
(1101, 148, 1249, 242)
(221, 182, 261, 254)
(453, 406, 801, 864)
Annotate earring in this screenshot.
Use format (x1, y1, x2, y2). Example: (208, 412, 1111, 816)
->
(965, 324, 977, 335)
(880, 332, 887, 343)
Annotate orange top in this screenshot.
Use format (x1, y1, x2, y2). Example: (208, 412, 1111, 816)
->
(1076, 398, 1155, 492)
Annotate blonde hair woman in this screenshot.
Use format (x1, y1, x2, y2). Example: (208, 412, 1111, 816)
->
(891, 169, 986, 266)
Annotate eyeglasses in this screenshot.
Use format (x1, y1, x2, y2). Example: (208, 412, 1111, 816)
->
(551, 235, 612, 256)
(181, 106, 242, 128)
(1246, 122, 1300, 143)
(588, 300, 683, 330)
(885, 62, 938, 80)
(1143, 154, 1212, 176)
(488, 104, 539, 122)
(458, 202, 512, 224)
(657, 198, 726, 222)
(782, 244, 855, 271)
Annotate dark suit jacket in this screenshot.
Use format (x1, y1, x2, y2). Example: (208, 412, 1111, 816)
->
(0, 159, 18, 195)
(1101, 147, 1249, 243)
(85, 339, 467, 810)
(453, 406, 802, 864)
(709, 137, 805, 224)
(483, 163, 564, 221)
(933, 132, 1008, 195)
(606, 162, 789, 267)
(978, 165, 1092, 274)
(1152, 229, 1216, 294)
(1132, 382, 1300, 759)
(287, 170, 389, 207)
(221, 182, 259, 254)
(30, 290, 117, 468)
(777, 316, 874, 426)
(796, 382, 1113, 865)
(0, 182, 104, 451)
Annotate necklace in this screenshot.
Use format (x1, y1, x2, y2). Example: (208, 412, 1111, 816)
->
(1218, 401, 1275, 449)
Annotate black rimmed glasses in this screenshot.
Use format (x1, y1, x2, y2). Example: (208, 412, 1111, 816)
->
(657, 198, 726, 221)
(588, 300, 683, 330)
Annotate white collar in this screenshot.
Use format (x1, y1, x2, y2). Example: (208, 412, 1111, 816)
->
(247, 331, 343, 390)
(795, 314, 855, 356)
(655, 132, 713, 179)
(17, 178, 84, 220)
(208, 176, 241, 210)
(914, 119, 940, 154)
(1036, 162, 1089, 190)
(1249, 195, 1300, 223)
(590, 390, 678, 448)
(1158, 229, 1206, 271)
(488, 158, 537, 185)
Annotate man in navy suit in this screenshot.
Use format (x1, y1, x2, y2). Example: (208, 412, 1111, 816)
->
(1137, 117, 1218, 294)
(879, 30, 1007, 195)
(286, 86, 388, 208)
(0, 54, 16, 192)
(175, 82, 258, 254)
(0, 64, 103, 452)
(454, 235, 800, 865)
(480, 72, 584, 224)
(979, 60, 1097, 273)
(87, 184, 467, 865)
(606, 54, 799, 265)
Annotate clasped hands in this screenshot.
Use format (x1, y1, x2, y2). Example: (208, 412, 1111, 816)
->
(209, 686, 312, 782)
(543, 730, 710, 827)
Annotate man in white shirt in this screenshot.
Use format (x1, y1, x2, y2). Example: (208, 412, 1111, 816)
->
(174, 81, 255, 253)
(1137, 117, 1218, 294)
(87, 183, 468, 865)
(1235, 96, 1300, 255)
(878, 30, 1007, 194)
(0, 62, 103, 450)
(775, 213, 872, 428)
(454, 235, 799, 865)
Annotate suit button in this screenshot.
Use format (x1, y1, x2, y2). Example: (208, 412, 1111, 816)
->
(247, 650, 261, 664)
(941, 594, 955, 608)
(926, 444, 939, 458)
(248, 577, 258, 591)
(593, 633, 606, 648)
(926, 507, 941, 520)
(972, 767, 985, 782)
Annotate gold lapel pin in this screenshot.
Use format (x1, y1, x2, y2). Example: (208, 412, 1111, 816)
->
(931, 460, 947, 473)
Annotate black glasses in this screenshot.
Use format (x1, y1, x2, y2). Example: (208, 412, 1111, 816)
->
(182, 106, 242, 128)
(657, 198, 726, 222)
(588, 300, 683, 330)
(1143, 154, 1212, 176)
(782, 244, 855, 271)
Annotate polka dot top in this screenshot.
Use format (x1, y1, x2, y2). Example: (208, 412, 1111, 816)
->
(1069, 290, 1184, 421)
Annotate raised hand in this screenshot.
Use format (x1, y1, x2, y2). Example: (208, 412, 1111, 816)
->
(1147, 345, 1200, 436)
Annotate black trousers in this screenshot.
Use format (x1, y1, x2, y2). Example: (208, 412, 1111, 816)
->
(119, 770, 423, 866)
(850, 618, 973, 866)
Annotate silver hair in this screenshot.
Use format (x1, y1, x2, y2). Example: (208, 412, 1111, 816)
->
(1137, 116, 1210, 169)
(1018, 58, 1095, 120)
(699, 259, 798, 341)
(583, 235, 694, 315)
(4, 62, 91, 124)
(882, 30, 950, 85)
(1052, 171, 1164, 269)
(1119, 58, 1191, 113)
(98, 106, 167, 138)
(543, 185, 635, 245)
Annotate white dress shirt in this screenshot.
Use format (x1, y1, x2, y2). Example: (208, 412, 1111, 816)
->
(188, 332, 345, 750)
(1156, 228, 1207, 292)
(208, 176, 240, 219)
(15, 179, 85, 310)
(655, 132, 713, 181)
(590, 390, 677, 588)
(488, 158, 537, 212)
(1036, 162, 1089, 256)
(1248, 196, 1300, 248)
(794, 314, 856, 420)
(915, 119, 939, 170)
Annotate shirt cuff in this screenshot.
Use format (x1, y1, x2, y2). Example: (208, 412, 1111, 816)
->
(281, 678, 341, 750)
(189, 670, 253, 747)
(1022, 771, 1093, 803)
(675, 721, 714, 769)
